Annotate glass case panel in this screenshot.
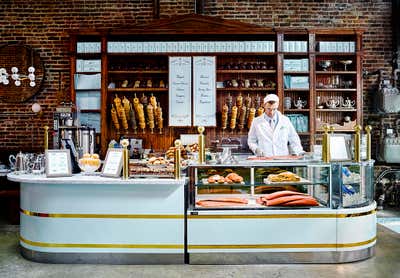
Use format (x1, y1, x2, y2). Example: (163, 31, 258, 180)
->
(189, 163, 331, 210)
(340, 162, 374, 208)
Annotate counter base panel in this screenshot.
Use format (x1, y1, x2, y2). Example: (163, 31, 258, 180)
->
(189, 246, 375, 264)
(20, 246, 184, 264)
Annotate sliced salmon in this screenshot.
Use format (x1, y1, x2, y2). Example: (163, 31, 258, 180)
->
(266, 195, 314, 206)
(196, 201, 248, 207)
(281, 198, 319, 206)
(247, 156, 273, 160)
(265, 190, 306, 200)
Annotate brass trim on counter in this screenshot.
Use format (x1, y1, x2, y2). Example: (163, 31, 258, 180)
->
(188, 209, 376, 219)
(20, 209, 184, 219)
(20, 236, 184, 249)
(188, 236, 377, 249)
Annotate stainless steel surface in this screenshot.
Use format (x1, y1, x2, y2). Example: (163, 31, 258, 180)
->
(20, 246, 184, 264)
(189, 247, 375, 264)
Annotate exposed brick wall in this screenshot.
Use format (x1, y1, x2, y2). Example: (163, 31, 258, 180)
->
(0, 0, 394, 158)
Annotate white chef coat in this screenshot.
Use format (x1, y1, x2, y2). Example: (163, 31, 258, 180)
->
(247, 111, 303, 156)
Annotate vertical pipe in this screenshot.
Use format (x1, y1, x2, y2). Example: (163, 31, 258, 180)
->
(365, 125, 372, 161)
(198, 126, 205, 164)
(322, 125, 330, 163)
(354, 124, 362, 162)
(174, 139, 182, 180)
(43, 125, 49, 151)
(121, 139, 129, 179)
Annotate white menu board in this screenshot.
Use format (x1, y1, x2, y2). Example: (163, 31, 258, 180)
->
(45, 150, 72, 177)
(193, 56, 216, 126)
(169, 57, 192, 126)
(101, 149, 124, 177)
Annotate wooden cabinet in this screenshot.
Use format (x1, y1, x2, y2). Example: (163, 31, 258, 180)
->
(69, 15, 363, 156)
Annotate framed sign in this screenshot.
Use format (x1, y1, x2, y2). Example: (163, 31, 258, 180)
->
(45, 150, 72, 177)
(101, 149, 124, 177)
(193, 56, 216, 126)
(330, 134, 352, 161)
(169, 56, 192, 126)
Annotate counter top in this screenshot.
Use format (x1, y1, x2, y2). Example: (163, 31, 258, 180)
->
(7, 173, 186, 185)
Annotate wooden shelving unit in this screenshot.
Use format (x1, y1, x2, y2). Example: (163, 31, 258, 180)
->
(69, 15, 363, 155)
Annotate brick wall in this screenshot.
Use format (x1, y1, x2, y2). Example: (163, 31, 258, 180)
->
(0, 0, 394, 157)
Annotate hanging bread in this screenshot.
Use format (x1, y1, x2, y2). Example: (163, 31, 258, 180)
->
(129, 103, 137, 133)
(150, 94, 157, 109)
(147, 104, 155, 133)
(247, 107, 256, 129)
(114, 95, 128, 130)
(137, 103, 146, 132)
(221, 103, 229, 131)
(122, 96, 131, 120)
(111, 104, 120, 131)
(226, 93, 233, 113)
(155, 103, 163, 133)
(236, 93, 243, 107)
(257, 107, 264, 117)
(255, 94, 262, 109)
(238, 105, 247, 130)
(230, 105, 238, 130)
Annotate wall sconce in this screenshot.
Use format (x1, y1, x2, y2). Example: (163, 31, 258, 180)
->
(32, 102, 43, 117)
(0, 66, 36, 87)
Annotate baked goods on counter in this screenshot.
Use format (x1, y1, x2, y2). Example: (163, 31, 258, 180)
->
(267, 171, 301, 182)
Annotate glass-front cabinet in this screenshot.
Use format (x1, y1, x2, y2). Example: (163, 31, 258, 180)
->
(187, 160, 374, 210)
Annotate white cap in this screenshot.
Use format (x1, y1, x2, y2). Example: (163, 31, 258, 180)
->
(263, 94, 279, 104)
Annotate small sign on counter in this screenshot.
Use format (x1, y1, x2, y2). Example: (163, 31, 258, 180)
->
(169, 57, 192, 126)
(45, 150, 72, 177)
(101, 149, 124, 178)
(193, 56, 216, 126)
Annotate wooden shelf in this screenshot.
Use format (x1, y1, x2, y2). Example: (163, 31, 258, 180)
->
(217, 88, 275, 91)
(217, 70, 276, 74)
(316, 52, 356, 56)
(298, 132, 311, 135)
(76, 53, 101, 58)
(284, 88, 309, 92)
(283, 71, 309, 75)
(108, 70, 168, 74)
(108, 88, 168, 92)
(316, 109, 357, 112)
(284, 109, 310, 112)
(316, 88, 357, 92)
(281, 52, 308, 56)
(80, 109, 101, 113)
(76, 71, 101, 75)
(75, 88, 101, 92)
(315, 71, 356, 75)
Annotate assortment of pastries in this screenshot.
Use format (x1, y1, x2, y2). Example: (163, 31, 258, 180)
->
(267, 171, 301, 182)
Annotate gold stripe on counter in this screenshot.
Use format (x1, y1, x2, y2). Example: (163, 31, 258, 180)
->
(20, 209, 184, 219)
(188, 209, 376, 219)
(188, 236, 377, 249)
(20, 236, 183, 249)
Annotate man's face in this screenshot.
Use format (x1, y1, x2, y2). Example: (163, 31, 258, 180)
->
(264, 101, 279, 117)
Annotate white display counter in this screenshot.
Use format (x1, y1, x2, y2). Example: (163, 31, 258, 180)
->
(8, 173, 186, 264)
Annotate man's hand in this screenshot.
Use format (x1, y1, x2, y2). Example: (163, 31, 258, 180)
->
(255, 148, 264, 157)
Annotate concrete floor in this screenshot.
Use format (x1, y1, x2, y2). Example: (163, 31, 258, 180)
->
(0, 212, 399, 278)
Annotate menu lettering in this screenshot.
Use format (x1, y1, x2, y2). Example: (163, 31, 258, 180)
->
(169, 57, 192, 126)
(193, 56, 216, 126)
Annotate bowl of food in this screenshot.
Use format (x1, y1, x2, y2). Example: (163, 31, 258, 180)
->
(78, 153, 101, 175)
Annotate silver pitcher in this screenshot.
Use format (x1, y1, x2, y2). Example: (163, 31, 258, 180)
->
(9, 151, 28, 174)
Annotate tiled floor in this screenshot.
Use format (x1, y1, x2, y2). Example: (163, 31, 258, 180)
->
(0, 209, 399, 278)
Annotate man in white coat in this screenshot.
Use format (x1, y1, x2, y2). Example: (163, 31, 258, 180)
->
(248, 94, 304, 156)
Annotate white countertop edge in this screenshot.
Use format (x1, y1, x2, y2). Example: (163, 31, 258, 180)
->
(7, 173, 186, 185)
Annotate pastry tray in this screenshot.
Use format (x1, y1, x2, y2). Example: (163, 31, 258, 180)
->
(201, 178, 245, 186)
(263, 177, 312, 185)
